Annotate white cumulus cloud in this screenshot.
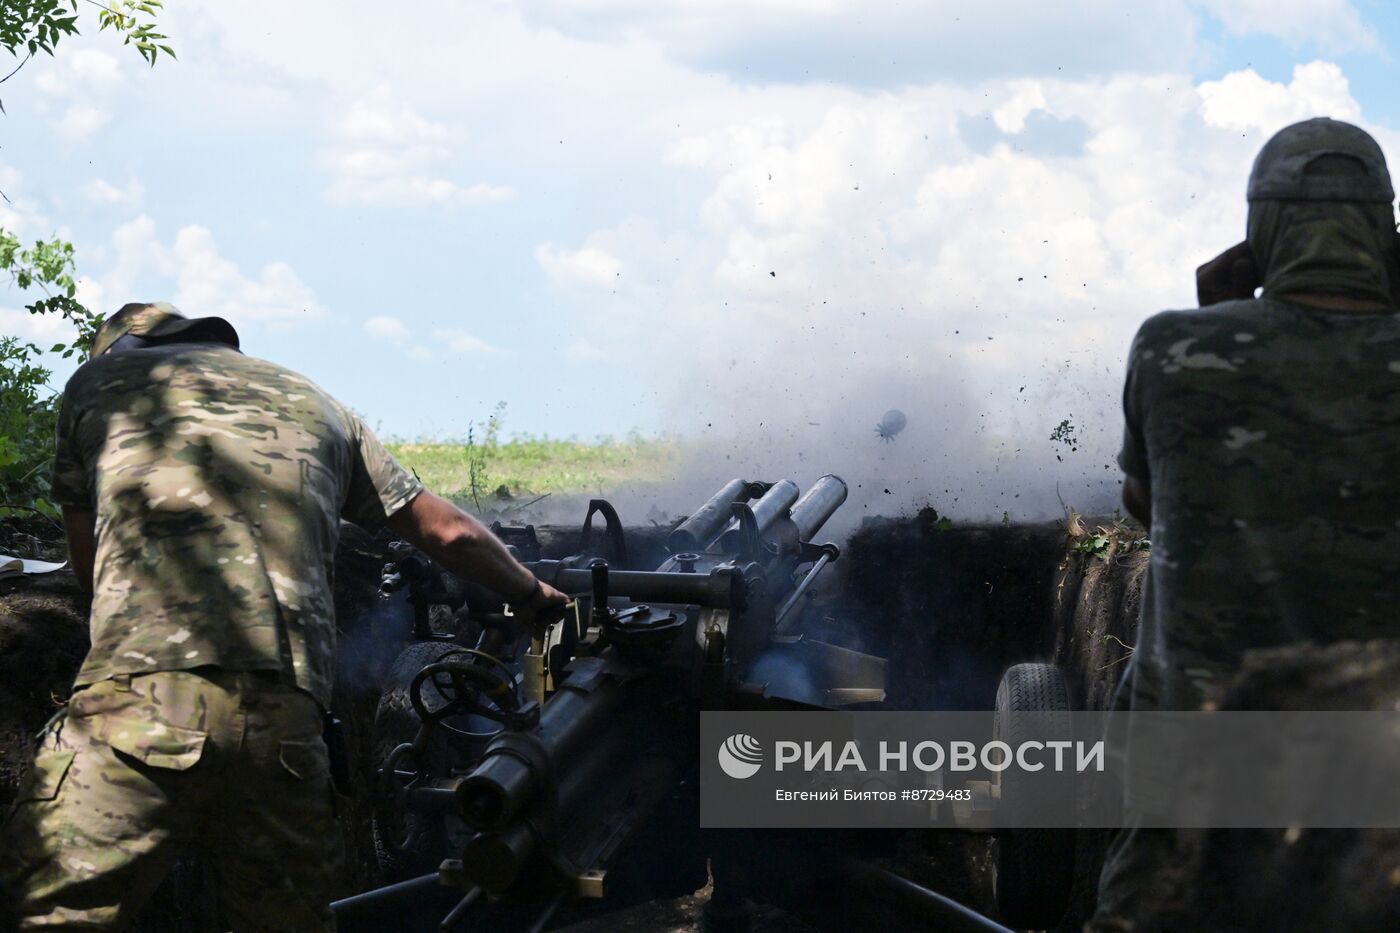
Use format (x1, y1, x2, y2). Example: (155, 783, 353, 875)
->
(1198, 61, 1360, 133)
(1196, 0, 1379, 53)
(82, 177, 144, 207)
(171, 226, 328, 329)
(33, 48, 123, 97)
(992, 82, 1049, 134)
(0, 163, 48, 237)
(364, 315, 411, 341)
(34, 48, 124, 142)
(321, 89, 515, 208)
(77, 216, 328, 331)
(431, 328, 505, 356)
(520, 0, 1205, 83)
(537, 243, 624, 288)
(53, 106, 109, 142)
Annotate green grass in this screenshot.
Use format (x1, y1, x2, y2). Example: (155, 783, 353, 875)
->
(389, 436, 682, 503)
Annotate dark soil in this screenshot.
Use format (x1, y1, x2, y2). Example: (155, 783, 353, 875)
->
(556, 881, 812, 933)
(813, 512, 1077, 711)
(0, 512, 90, 814)
(0, 571, 89, 812)
(807, 515, 1149, 930)
(1051, 542, 1146, 714)
(1050, 538, 1147, 932)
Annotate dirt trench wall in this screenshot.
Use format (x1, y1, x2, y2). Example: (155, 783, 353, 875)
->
(807, 516, 1145, 927)
(808, 514, 1144, 713)
(0, 574, 89, 815)
(1048, 540, 1147, 930)
(1050, 542, 1146, 713)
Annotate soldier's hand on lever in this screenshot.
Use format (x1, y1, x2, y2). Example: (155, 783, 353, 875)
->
(504, 576, 571, 636)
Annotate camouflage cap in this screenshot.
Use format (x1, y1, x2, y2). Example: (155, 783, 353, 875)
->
(1248, 118, 1394, 203)
(90, 302, 240, 358)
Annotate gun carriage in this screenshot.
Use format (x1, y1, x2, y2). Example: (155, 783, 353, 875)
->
(334, 476, 1029, 933)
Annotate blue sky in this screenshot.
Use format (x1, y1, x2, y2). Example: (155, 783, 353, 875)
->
(3, 0, 1399, 517)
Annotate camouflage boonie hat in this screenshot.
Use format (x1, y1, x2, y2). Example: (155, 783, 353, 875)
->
(90, 302, 240, 358)
(1248, 117, 1394, 203)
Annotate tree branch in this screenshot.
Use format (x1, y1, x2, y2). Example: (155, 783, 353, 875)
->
(0, 51, 32, 86)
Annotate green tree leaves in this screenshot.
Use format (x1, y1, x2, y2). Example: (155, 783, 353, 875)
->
(0, 1, 173, 66)
(0, 1, 81, 62)
(0, 335, 59, 511)
(0, 231, 103, 358)
(0, 1, 175, 509)
(95, 1, 175, 66)
(0, 232, 99, 511)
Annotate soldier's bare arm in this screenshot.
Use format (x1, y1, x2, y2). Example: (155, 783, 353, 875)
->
(61, 507, 96, 595)
(387, 490, 569, 630)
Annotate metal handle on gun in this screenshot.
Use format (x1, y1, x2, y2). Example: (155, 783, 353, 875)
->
(730, 502, 762, 563)
(578, 499, 628, 568)
(775, 542, 841, 632)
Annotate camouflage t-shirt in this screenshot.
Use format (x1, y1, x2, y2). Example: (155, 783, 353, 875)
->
(51, 343, 423, 708)
(1120, 297, 1400, 710)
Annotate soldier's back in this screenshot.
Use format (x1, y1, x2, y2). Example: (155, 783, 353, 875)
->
(54, 342, 418, 706)
(1125, 296, 1400, 704)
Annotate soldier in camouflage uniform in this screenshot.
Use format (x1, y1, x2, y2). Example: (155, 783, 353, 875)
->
(0, 303, 567, 930)
(1092, 119, 1400, 929)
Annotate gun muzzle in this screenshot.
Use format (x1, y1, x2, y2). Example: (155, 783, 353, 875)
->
(458, 822, 536, 894)
(718, 479, 800, 551)
(455, 657, 626, 833)
(790, 474, 847, 541)
(667, 479, 755, 552)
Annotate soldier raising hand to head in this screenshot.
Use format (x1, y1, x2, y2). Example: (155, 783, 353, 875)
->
(1095, 118, 1400, 929)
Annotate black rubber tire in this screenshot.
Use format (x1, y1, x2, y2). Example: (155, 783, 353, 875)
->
(992, 662, 1077, 930)
(370, 641, 473, 881)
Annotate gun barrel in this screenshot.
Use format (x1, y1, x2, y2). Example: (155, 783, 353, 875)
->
(790, 474, 848, 541)
(747, 479, 801, 533)
(717, 479, 800, 551)
(456, 701, 642, 892)
(667, 479, 755, 552)
(458, 822, 537, 893)
(456, 656, 627, 832)
(533, 565, 741, 608)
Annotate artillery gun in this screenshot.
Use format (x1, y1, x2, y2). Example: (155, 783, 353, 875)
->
(338, 475, 923, 932)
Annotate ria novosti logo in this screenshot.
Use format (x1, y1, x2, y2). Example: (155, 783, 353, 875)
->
(718, 733, 764, 779)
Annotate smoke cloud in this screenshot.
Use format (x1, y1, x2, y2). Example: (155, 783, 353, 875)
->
(536, 63, 1385, 528)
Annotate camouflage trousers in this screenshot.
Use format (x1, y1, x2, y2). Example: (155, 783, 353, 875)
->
(0, 668, 343, 931)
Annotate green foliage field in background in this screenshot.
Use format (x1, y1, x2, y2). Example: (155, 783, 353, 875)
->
(390, 436, 681, 505)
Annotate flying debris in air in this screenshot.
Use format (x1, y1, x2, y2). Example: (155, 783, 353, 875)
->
(875, 409, 907, 442)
